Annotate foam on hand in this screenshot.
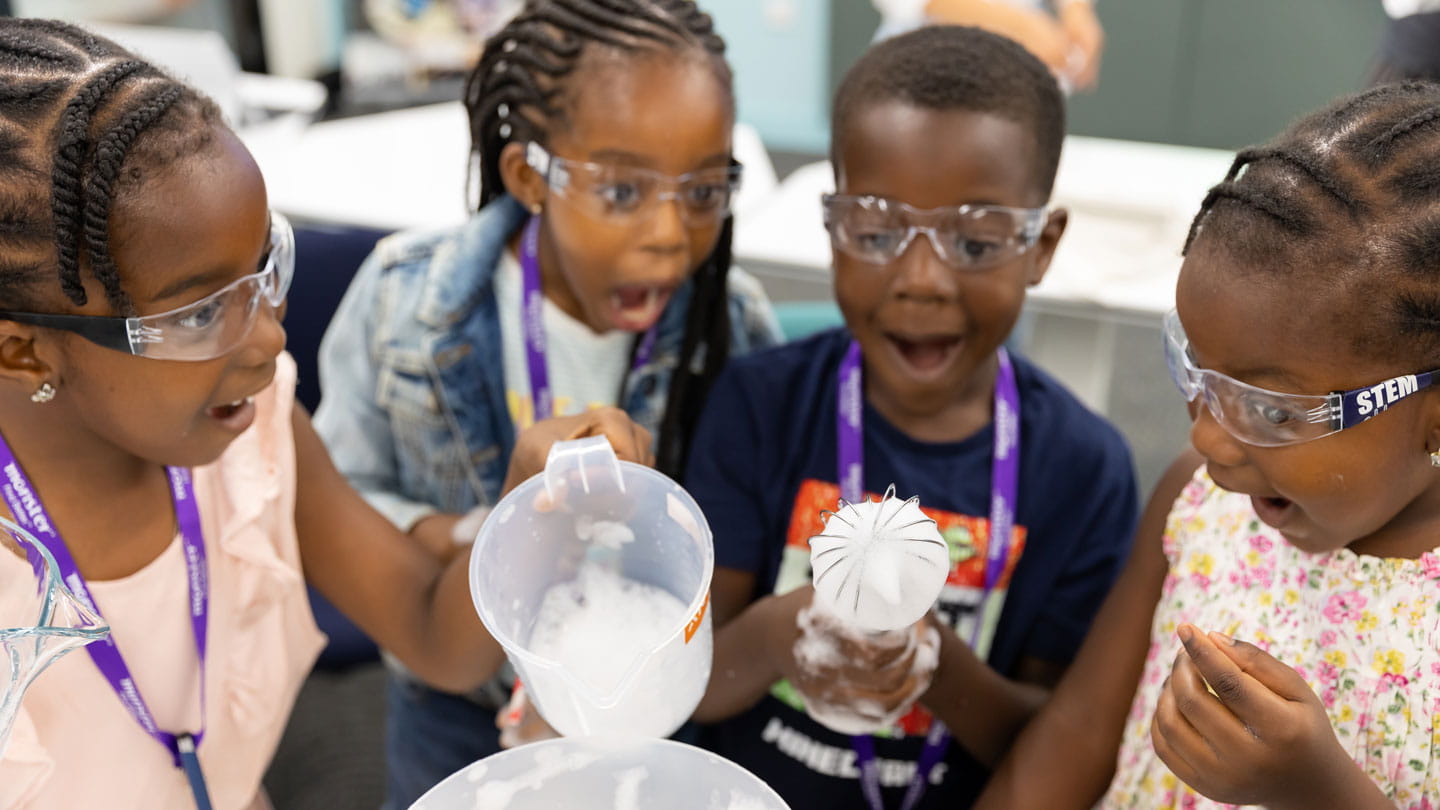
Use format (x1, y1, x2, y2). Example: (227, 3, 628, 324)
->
(808, 485, 949, 634)
(793, 602, 941, 735)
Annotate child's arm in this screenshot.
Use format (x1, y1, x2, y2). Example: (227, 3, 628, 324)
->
(1155, 627, 1393, 810)
(918, 625, 1049, 767)
(291, 404, 652, 692)
(695, 576, 931, 725)
(692, 571, 807, 723)
(972, 448, 1200, 808)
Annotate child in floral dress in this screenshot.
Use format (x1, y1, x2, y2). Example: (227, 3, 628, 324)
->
(975, 82, 1440, 810)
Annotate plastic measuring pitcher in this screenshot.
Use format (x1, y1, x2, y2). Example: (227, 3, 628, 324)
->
(469, 436, 713, 737)
(409, 735, 790, 810)
(0, 516, 108, 758)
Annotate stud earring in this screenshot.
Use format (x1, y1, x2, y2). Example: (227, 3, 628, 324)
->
(30, 382, 55, 403)
(1430, 449, 1440, 468)
(530, 203, 542, 215)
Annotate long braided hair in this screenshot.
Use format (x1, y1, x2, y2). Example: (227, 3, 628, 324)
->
(0, 18, 222, 316)
(1183, 81, 1440, 365)
(462, 0, 735, 478)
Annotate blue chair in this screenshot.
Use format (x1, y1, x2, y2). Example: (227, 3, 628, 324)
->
(773, 299, 844, 341)
(287, 221, 388, 670)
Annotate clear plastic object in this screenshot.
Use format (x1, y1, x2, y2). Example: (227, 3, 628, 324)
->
(470, 436, 714, 737)
(409, 735, 790, 810)
(0, 516, 109, 758)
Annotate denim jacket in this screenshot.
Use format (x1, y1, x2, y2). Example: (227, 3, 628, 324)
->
(313, 194, 782, 532)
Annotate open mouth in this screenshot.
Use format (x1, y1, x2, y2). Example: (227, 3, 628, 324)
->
(1250, 494, 1295, 528)
(207, 396, 255, 430)
(886, 334, 963, 376)
(609, 284, 674, 331)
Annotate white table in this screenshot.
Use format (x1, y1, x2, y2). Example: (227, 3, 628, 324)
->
(240, 102, 780, 232)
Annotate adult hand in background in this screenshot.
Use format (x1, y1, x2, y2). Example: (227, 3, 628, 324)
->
(1058, 0, 1104, 90)
(924, 0, 1072, 77)
(922, 0, 1104, 91)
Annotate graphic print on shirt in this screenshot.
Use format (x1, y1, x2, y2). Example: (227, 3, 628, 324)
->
(770, 478, 1028, 738)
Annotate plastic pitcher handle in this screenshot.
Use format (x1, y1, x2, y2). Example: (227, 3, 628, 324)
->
(542, 435, 626, 503)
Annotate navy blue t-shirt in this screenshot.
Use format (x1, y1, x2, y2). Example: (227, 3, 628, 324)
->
(684, 328, 1138, 809)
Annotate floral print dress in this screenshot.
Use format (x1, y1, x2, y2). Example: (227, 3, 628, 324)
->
(1100, 469, 1440, 810)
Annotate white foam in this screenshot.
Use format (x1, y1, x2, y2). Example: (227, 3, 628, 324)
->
(711, 789, 776, 810)
(471, 748, 600, 810)
(528, 564, 688, 698)
(792, 601, 941, 735)
(809, 487, 949, 633)
(612, 765, 648, 810)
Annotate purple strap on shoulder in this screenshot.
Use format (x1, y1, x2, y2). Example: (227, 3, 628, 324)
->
(517, 215, 659, 421)
(833, 341, 1021, 810)
(0, 430, 212, 807)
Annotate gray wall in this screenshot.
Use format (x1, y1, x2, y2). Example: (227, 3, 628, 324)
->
(717, 1, 1392, 155)
(1067, 0, 1389, 150)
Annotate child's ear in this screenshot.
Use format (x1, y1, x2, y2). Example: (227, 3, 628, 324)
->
(1425, 394, 1440, 459)
(1024, 207, 1068, 287)
(0, 321, 53, 395)
(498, 141, 547, 214)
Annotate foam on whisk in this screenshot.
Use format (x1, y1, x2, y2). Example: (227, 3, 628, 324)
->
(808, 485, 949, 633)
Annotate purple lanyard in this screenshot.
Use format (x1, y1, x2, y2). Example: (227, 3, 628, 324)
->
(835, 340, 1022, 810)
(518, 215, 658, 421)
(0, 432, 213, 810)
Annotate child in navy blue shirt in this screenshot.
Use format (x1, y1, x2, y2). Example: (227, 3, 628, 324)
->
(686, 25, 1138, 809)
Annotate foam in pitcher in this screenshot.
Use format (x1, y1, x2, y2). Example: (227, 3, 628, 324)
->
(528, 563, 689, 696)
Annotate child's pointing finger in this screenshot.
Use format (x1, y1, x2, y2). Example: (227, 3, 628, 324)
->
(1206, 628, 1318, 704)
(1176, 624, 1277, 724)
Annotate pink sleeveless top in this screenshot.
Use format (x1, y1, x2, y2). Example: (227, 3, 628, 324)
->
(0, 353, 325, 809)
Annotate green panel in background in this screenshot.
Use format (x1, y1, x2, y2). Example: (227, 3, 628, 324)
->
(1184, 0, 1387, 150)
(1065, 0, 1189, 145)
(829, 2, 883, 111)
(718, 1, 1391, 158)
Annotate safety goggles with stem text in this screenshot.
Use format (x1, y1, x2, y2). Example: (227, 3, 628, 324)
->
(821, 193, 1049, 271)
(1163, 308, 1440, 447)
(0, 211, 294, 362)
(525, 142, 742, 227)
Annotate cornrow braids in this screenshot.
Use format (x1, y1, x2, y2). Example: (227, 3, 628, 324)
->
(465, 0, 728, 210)
(81, 84, 184, 312)
(1183, 81, 1440, 364)
(6, 17, 115, 58)
(462, 0, 736, 477)
(0, 32, 83, 70)
(655, 214, 733, 478)
(0, 18, 223, 318)
(51, 59, 151, 305)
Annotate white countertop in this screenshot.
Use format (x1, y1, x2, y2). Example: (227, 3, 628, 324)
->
(241, 103, 1235, 317)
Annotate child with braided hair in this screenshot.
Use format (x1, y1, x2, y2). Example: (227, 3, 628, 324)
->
(0, 16, 644, 810)
(976, 81, 1440, 810)
(311, 0, 780, 805)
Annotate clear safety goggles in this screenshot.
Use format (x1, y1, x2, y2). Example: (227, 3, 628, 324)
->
(0, 211, 294, 362)
(821, 194, 1049, 271)
(1163, 308, 1440, 447)
(525, 142, 741, 227)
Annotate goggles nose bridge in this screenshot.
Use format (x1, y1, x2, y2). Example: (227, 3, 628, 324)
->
(915, 224, 953, 263)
